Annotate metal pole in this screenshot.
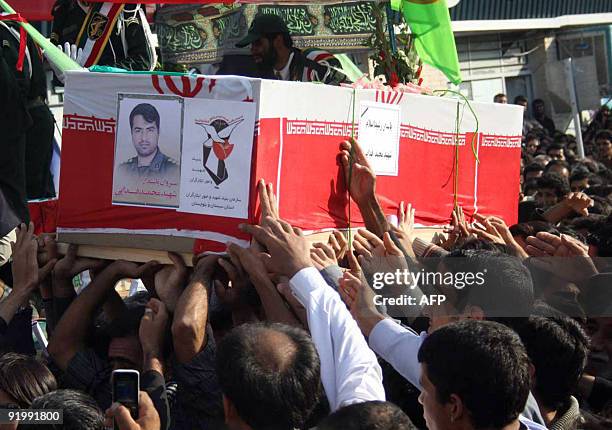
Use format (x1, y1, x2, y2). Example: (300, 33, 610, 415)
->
(564, 58, 585, 158)
(386, 3, 397, 54)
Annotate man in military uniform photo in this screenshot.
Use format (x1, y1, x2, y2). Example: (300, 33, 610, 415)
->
(118, 103, 179, 180)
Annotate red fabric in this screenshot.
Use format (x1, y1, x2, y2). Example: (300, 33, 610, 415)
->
(0, 14, 27, 71)
(29, 200, 59, 235)
(57, 128, 254, 243)
(8, 0, 55, 21)
(275, 125, 483, 230)
(58, 118, 519, 253)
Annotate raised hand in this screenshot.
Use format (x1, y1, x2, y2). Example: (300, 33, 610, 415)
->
(338, 252, 384, 337)
(108, 260, 162, 282)
(36, 234, 59, 270)
(389, 201, 417, 258)
(441, 206, 472, 250)
(310, 242, 338, 270)
(139, 298, 169, 359)
(328, 230, 348, 262)
(258, 179, 279, 220)
(191, 254, 220, 285)
(216, 257, 252, 309)
(239, 217, 312, 278)
(106, 392, 161, 430)
(53, 243, 107, 282)
(12, 223, 56, 294)
(525, 232, 597, 282)
(154, 252, 188, 312)
(472, 214, 528, 259)
(226, 243, 269, 285)
(355, 231, 407, 279)
(338, 139, 376, 205)
(564, 192, 594, 216)
(353, 228, 387, 259)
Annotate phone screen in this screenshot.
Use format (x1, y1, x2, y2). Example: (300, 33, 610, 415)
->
(113, 372, 139, 419)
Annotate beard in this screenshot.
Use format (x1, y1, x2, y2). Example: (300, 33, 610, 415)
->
(256, 46, 278, 73)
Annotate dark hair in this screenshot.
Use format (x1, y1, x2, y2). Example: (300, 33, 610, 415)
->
(569, 215, 606, 233)
(537, 173, 570, 198)
(493, 93, 506, 102)
(591, 221, 612, 257)
(546, 143, 566, 154)
(524, 163, 544, 176)
(523, 179, 539, 195)
(586, 184, 612, 198)
(216, 323, 322, 430)
(595, 129, 611, 142)
(510, 221, 559, 239)
(318, 401, 413, 430)
(544, 160, 570, 176)
(570, 171, 590, 183)
(515, 316, 588, 410)
(514, 95, 528, 104)
(525, 134, 539, 144)
(129, 103, 160, 130)
(20, 390, 104, 430)
(0, 353, 57, 408)
(533, 98, 545, 107)
(442, 250, 534, 318)
(418, 320, 531, 429)
(588, 195, 612, 217)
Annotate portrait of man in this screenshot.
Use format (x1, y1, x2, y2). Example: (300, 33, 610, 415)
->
(112, 95, 183, 209)
(119, 103, 179, 179)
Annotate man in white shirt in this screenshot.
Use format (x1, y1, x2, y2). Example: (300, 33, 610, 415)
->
(339, 249, 547, 429)
(239, 216, 385, 413)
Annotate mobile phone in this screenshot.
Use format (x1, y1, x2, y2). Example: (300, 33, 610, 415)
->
(112, 370, 139, 422)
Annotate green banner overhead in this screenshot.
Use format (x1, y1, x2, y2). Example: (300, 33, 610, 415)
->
(156, 2, 384, 66)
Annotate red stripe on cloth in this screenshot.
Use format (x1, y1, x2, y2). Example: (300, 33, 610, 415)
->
(83, 3, 123, 67)
(0, 14, 27, 71)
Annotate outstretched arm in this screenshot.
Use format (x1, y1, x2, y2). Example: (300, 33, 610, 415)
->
(48, 260, 159, 370)
(171, 255, 217, 364)
(338, 139, 390, 237)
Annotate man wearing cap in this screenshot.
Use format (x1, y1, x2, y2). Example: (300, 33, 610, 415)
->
(236, 14, 347, 86)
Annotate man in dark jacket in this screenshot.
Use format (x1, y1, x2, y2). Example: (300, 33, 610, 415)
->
(236, 14, 346, 85)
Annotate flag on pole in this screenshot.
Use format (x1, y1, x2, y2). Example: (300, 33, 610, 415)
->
(391, 0, 462, 84)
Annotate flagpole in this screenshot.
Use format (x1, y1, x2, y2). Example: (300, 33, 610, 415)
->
(0, 0, 82, 72)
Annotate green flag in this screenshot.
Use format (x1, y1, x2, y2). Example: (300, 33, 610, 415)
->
(393, 0, 462, 84)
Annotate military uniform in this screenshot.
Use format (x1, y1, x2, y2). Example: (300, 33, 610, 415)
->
(119, 149, 179, 179)
(0, 20, 56, 201)
(288, 48, 347, 86)
(0, 18, 58, 222)
(50, 0, 154, 71)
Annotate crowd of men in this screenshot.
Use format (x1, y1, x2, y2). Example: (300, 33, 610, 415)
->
(0, 115, 610, 429)
(0, 2, 611, 429)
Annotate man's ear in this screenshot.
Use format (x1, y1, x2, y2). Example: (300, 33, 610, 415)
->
(223, 395, 237, 423)
(465, 305, 485, 321)
(528, 362, 536, 389)
(447, 393, 465, 423)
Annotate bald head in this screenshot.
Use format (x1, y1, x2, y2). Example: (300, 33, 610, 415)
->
(252, 328, 297, 372)
(217, 323, 322, 430)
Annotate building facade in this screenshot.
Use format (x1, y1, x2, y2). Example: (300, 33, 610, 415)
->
(421, 0, 612, 132)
